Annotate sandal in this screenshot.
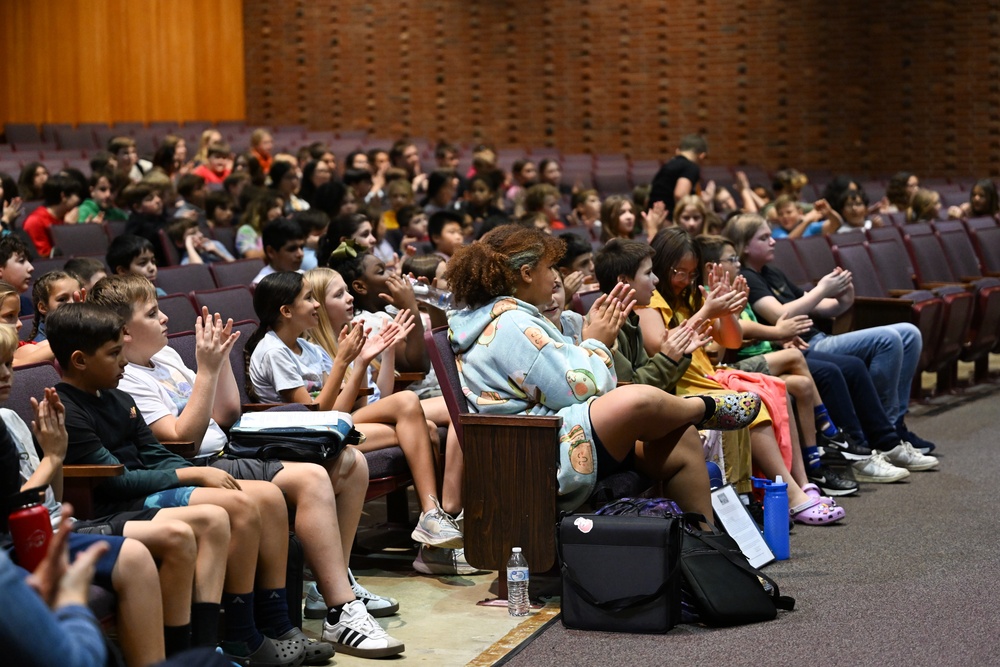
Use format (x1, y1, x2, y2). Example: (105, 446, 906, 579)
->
(223, 636, 306, 667)
(273, 628, 334, 666)
(695, 393, 762, 431)
(790, 497, 845, 525)
(801, 483, 837, 506)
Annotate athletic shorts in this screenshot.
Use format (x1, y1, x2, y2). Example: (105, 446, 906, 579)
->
(143, 486, 197, 509)
(199, 455, 284, 482)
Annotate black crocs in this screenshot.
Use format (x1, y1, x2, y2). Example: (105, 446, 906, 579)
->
(222, 636, 306, 667)
(274, 628, 335, 666)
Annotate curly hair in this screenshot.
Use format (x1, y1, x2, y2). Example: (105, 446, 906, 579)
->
(445, 226, 565, 309)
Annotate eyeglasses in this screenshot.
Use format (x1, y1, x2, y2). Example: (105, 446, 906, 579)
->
(719, 255, 741, 266)
(671, 268, 699, 282)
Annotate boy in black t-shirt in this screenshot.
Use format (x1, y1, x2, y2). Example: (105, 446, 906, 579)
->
(648, 134, 708, 219)
(49, 302, 310, 666)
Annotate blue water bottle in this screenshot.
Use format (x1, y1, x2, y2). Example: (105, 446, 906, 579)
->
(753, 476, 790, 560)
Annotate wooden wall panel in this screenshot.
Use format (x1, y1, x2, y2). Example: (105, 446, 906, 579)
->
(0, 0, 245, 127)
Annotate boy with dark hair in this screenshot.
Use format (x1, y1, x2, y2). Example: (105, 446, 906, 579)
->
(193, 142, 233, 186)
(252, 218, 306, 286)
(174, 174, 208, 222)
(49, 301, 313, 666)
(166, 218, 234, 265)
(557, 232, 595, 301)
(63, 256, 107, 291)
(122, 183, 170, 267)
(0, 235, 34, 310)
(649, 134, 708, 218)
(22, 175, 85, 258)
(106, 234, 166, 296)
(107, 136, 148, 183)
(293, 209, 330, 272)
(427, 210, 464, 261)
(205, 191, 235, 228)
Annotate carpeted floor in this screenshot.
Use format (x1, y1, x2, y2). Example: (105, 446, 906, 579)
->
(504, 386, 1000, 667)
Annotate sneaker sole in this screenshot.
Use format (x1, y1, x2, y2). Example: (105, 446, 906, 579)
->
(827, 449, 871, 462)
(410, 528, 464, 549)
(898, 460, 939, 471)
(305, 600, 399, 620)
(853, 469, 910, 483)
(814, 484, 859, 496)
(325, 641, 405, 659)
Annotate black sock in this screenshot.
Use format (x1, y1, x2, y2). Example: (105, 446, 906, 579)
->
(326, 604, 346, 625)
(695, 395, 716, 423)
(191, 602, 222, 647)
(164, 624, 191, 656)
(222, 591, 263, 651)
(254, 587, 294, 638)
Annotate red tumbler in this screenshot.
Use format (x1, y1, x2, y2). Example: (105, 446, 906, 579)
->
(9, 487, 52, 572)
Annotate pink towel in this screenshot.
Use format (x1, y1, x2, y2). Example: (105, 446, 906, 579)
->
(710, 368, 793, 471)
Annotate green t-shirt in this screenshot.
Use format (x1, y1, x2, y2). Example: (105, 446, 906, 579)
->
(78, 199, 128, 222)
(736, 305, 774, 359)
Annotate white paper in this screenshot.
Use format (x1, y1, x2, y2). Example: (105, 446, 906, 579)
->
(710, 484, 775, 569)
(237, 410, 353, 430)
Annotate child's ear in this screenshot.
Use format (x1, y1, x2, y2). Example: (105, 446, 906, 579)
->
(519, 264, 533, 284)
(351, 278, 368, 296)
(278, 303, 293, 319)
(114, 266, 128, 276)
(121, 323, 133, 343)
(36, 301, 48, 316)
(68, 349, 88, 372)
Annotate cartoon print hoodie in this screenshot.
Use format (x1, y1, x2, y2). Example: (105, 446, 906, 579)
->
(449, 296, 616, 511)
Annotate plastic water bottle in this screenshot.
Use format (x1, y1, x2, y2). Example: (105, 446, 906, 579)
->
(506, 547, 530, 616)
(753, 476, 790, 561)
(409, 276, 454, 310)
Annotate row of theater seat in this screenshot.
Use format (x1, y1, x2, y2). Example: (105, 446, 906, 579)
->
(772, 217, 1000, 392)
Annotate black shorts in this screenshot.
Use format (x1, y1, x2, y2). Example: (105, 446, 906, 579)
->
(200, 455, 285, 482)
(589, 404, 636, 481)
(74, 508, 161, 537)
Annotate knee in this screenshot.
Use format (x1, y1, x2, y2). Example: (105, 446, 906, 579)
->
(296, 463, 335, 501)
(202, 505, 232, 545)
(785, 376, 808, 398)
(159, 521, 198, 566)
(115, 539, 158, 587)
(342, 446, 369, 481)
(399, 391, 424, 418)
(228, 492, 262, 532)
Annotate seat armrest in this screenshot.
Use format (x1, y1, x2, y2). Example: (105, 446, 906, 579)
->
(162, 441, 199, 458)
(64, 464, 125, 478)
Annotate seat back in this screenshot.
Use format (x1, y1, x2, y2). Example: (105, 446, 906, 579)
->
(570, 287, 602, 316)
(230, 320, 258, 405)
(830, 228, 867, 246)
(792, 235, 837, 284)
(771, 239, 811, 288)
(868, 239, 918, 291)
(155, 264, 214, 295)
(167, 331, 197, 371)
(50, 224, 109, 258)
(210, 258, 264, 288)
(158, 294, 199, 334)
(832, 242, 885, 298)
(10, 362, 61, 426)
(425, 327, 467, 444)
(210, 226, 238, 257)
(934, 220, 984, 279)
(903, 227, 957, 283)
(192, 286, 257, 324)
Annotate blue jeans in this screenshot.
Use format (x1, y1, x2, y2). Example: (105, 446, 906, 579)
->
(809, 323, 921, 425)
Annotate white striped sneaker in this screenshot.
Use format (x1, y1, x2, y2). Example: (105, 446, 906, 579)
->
(322, 599, 404, 658)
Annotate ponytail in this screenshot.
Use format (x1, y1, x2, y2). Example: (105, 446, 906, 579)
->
(245, 271, 304, 401)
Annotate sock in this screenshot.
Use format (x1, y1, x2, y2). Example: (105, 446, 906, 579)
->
(803, 445, 821, 471)
(163, 624, 191, 656)
(695, 395, 716, 423)
(814, 404, 838, 437)
(222, 591, 263, 651)
(254, 588, 294, 638)
(326, 603, 346, 625)
(191, 602, 222, 647)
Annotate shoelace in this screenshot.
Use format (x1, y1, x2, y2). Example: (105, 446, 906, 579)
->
(346, 608, 388, 638)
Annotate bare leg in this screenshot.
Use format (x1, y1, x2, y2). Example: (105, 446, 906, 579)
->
(784, 395, 809, 482)
(125, 506, 230, 604)
(110, 538, 165, 667)
(634, 426, 713, 518)
(749, 424, 809, 506)
(326, 447, 367, 567)
(121, 519, 196, 626)
(187, 487, 262, 594)
(783, 374, 818, 446)
(354, 391, 440, 513)
(270, 461, 354, 607)
(237, 480, 290, 589)
(588, 385, 708, 459)
(421, 396, 463, 514)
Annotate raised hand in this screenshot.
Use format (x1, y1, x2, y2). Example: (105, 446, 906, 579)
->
(641, 201, 667, 237)
(335, 321, 367, 366)
(194, 307, 240, 374)
(378, 273, 419, 312)
(582, 282, 632, 347)
(562, 271, 585, 300)
(31, 387, 67, 463)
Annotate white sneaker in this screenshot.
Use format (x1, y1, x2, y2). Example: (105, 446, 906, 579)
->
(885, 441, 940, 471)
(411, 495, 463, 549)
(852, 450, 911, 483)
(322, 599, 405, 658)
(303, 573, 400, 619)
(413, 545, 487, 576)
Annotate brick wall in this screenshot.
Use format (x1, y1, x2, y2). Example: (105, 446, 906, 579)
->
(243, 0, 1000, 178)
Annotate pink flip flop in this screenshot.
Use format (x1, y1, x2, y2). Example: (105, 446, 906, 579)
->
(790, 497, 845, 525)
